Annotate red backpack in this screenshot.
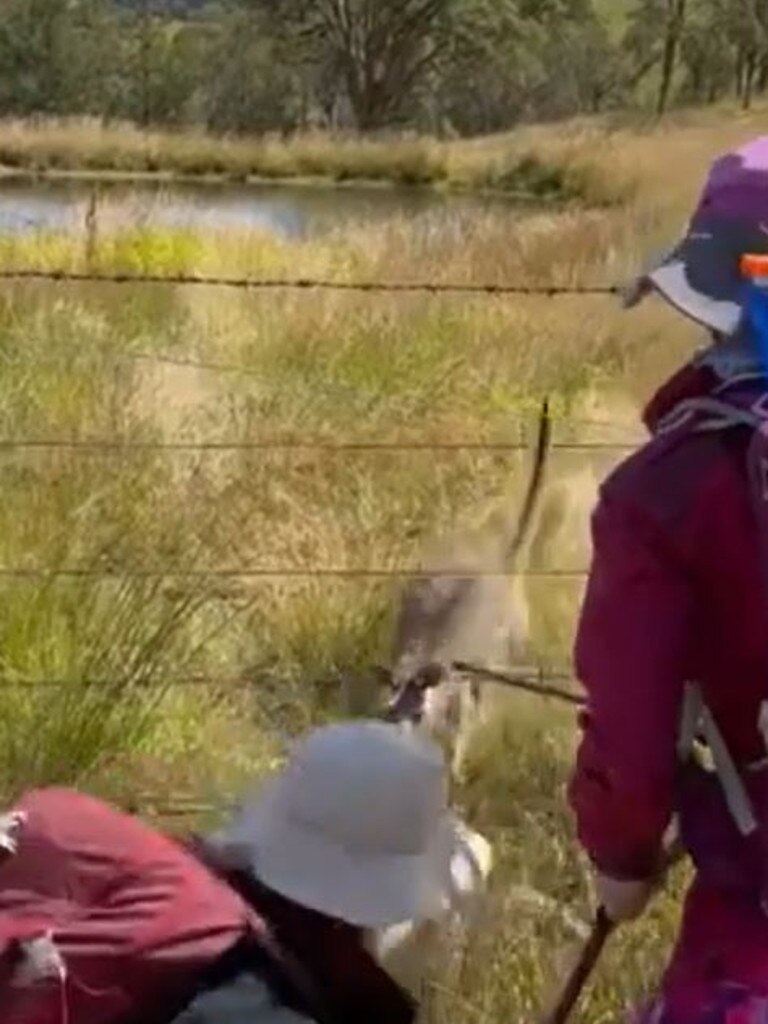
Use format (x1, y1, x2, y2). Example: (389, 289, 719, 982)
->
(0, 787, 260, 1024)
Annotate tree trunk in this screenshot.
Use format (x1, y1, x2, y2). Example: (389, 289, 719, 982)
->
(743, 50, 757, 109)
(688, 60, 702, 103)
(39, 2, 64, 114)
(139, 0, 152, 128)
(656, 0, 687, 116)
(317, 0, 450, 132)
(735, 46, 745, 101)
(758, 53, 768, 93)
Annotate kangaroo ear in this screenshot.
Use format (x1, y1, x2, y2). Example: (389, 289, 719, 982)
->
(417, 662, 445, 690)
(340, 668, 391, 717)
(371, 664, 397, 691)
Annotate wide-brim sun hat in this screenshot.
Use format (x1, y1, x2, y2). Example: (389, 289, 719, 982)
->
(207, 720, 460, 929)
(623, 135, 768, 336)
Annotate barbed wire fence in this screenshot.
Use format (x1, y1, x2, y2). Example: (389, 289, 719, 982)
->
(107, 656, 585, 819)
(0, 265, 633, 818)
(0, 438, 635, 452)
(0, 267, 624, 296)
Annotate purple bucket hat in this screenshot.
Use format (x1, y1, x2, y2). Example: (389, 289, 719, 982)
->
(624, 135, 768, 335)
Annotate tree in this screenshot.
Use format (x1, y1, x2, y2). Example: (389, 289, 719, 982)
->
(657, 0, 687, 114)
(119, 2, 200, 126)
(0, 0, 79, 115)
(623, 0, 688, 116)
(726, 0, 768, 109)
(677, 0, 768, 110)
(200, 4, 299, 133)
(679, 1, 730, 102)
(256, 0, 459, 131)
(434, 0, 625, 134)
(0, 0, 762, 138)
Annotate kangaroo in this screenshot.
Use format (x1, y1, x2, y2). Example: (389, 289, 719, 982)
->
(384, 398, 553, 779)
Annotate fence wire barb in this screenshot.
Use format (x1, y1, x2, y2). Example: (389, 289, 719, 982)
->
(0, 267, 622, 296)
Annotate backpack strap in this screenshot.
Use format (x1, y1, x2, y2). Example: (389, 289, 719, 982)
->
(678, 682, 758, 836)
(656, 395, 763, 435)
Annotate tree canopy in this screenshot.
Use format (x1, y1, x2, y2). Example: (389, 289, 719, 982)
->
(0, 0, 765, 135)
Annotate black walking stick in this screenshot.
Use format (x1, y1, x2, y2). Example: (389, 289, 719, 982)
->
(542, 837, 686, 1024)
(542, 907, 615, 1024)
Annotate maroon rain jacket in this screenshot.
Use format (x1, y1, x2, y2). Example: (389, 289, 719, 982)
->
(568, 361, 768, 1008)
(569, 361, 768, 881)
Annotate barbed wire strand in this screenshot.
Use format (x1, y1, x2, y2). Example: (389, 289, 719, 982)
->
(6, 345, 646, 439)
(0, 567, 586, 580)
(0, 437, 637, 453)
(0, 347, 645, 451)
(0, 662, 576, 694)
(123, 350, 640, 431)
(1, 659, 582, 819)
(0, 267, 622, 296)
(0, 674, 253, 690)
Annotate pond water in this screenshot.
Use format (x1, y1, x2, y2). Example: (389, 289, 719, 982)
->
(0, 177, 520, 238)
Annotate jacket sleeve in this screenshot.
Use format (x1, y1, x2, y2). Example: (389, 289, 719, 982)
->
(568, 485, 694, 881)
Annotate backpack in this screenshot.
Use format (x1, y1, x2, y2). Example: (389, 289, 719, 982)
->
(0, 789, 404, 1024)
(0, 787, 277, 1024)
(653, 375, 768, 903)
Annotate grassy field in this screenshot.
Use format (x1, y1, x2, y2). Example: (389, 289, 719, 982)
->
(0, 106, 744, 1022)
(1, 100, 768, 204)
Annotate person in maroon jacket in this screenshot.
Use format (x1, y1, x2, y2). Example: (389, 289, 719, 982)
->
(568, 134, 768, 1024)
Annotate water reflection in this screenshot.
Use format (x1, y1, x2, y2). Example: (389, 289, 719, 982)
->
(0, 177, 518, 239)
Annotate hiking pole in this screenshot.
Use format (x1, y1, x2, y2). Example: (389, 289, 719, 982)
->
(542, 835, 686, 1024)
(542, 906, 614, 1024)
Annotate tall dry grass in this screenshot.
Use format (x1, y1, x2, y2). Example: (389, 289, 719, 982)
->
(0, 116, 729, 1021)
(2, 99, 768, 203)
